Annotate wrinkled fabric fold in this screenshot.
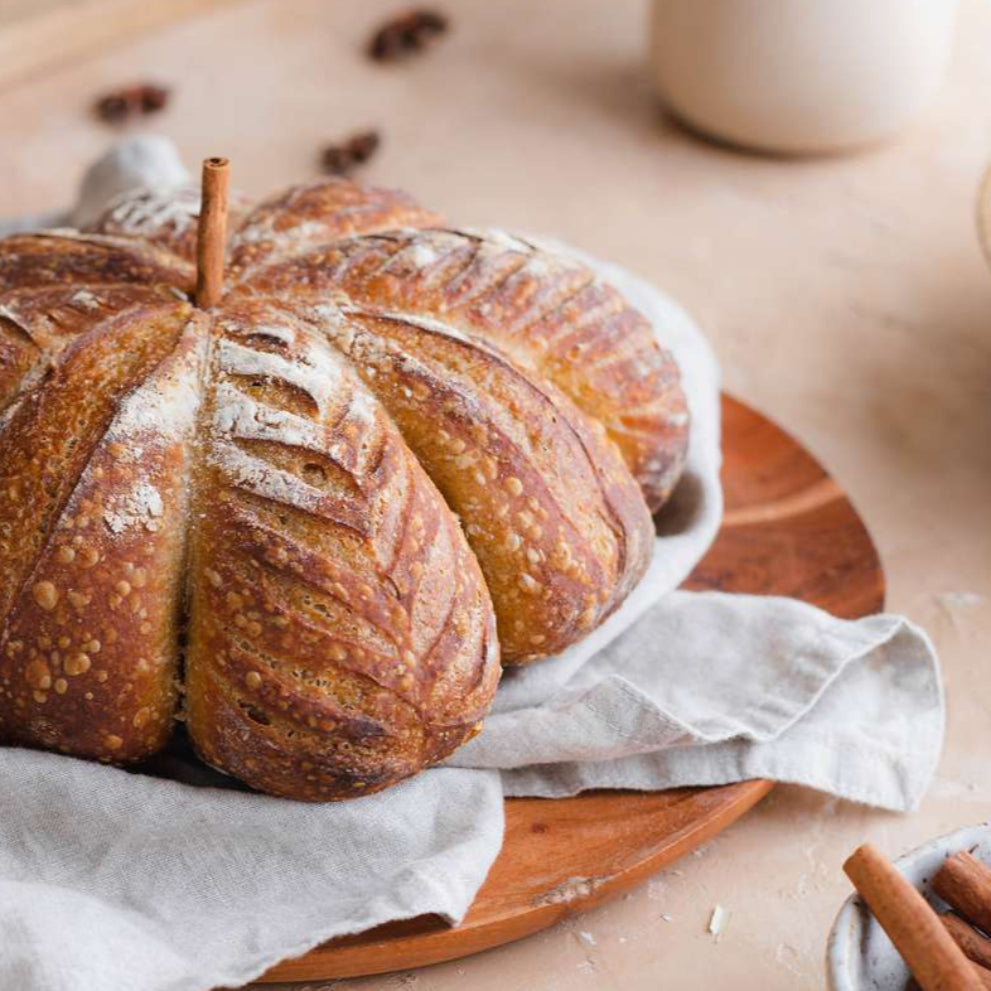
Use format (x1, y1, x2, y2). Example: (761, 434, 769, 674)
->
(452, 592, 942, 812)
(0, 755, 504, 991)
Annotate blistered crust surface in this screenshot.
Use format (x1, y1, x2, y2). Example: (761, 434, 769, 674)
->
(184, 300, 497, 799)
(0, 175, 682, 798)
(242, 226, 689, 510)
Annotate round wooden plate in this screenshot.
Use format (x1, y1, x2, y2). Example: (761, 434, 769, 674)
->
(258, 394, 884, 983)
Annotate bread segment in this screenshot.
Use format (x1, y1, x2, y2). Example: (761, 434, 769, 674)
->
(183, 299, 499, 800)
(229, 177, 443, 276)
(0, 304, 203, 760)
(0, 232, 193, 295)
(299, 303, 654, 663)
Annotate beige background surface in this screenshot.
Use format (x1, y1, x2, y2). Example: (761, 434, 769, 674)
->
(0, 0, 989, 987)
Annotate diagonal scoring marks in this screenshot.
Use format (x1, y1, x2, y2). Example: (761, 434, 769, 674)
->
(205, 316, 382, 536)
(241, 221, 689, 512)
(182, 296, 498, 799)
(0, 300, 205, 760)
(0, 232, 194, 295)
(227, 177, 443, 277)
(298, 301, 652, 663)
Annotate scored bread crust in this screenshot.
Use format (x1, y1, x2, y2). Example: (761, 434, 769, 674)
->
(87, 185, 247, 263)
(0, 175, 684, 800)
(0, 298, 201, 761)
(283, 304, 653, 662)
(184, 299, 498, 799)
(243, 227, 689, 511)
(229, 178, 444, 274)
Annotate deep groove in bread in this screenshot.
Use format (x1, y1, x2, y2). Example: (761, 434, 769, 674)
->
(251, 226, 688, 511)
(299, 304, 651, 661)
(0, 311, 40, 350)
(353, 307, 638, 571)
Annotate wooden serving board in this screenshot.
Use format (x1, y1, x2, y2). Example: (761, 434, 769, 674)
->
(258, 394, 884, 983)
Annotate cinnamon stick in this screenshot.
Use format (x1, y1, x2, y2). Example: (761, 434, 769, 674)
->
(970, 963, 991, 991)
(194, 156, 230, 308)
(943, 914, 991, 971)
(935, 853, 991, 936)
(913, 964, 991, 991)
(843, 843, 984, 991)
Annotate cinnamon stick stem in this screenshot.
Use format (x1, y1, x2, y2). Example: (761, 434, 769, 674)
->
(844, 843, 984, 991)
(935, 853, 991, 936)
(194, 156, 230, 308)
(943, 914, 991, 972)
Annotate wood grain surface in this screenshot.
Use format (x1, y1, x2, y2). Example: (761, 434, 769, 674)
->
(256, 393, 885, 983)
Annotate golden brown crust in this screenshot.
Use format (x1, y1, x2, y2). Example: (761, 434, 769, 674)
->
(0, 232, 194, 296)
(0, 303, 201, 761)
(248, 228, 689, 510)
(0, 173, 676, 798)
(0, 283, 186, 352)
(229, 177, 443, 276)
(183, 299, 498, 799)
(286, 302, 653, 663)
(0, 317, 41, 416)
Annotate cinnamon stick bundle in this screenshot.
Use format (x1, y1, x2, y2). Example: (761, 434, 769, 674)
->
(844, 844, 985, 991)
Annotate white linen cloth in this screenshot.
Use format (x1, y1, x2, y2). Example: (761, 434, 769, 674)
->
(0, 140, 943, 991)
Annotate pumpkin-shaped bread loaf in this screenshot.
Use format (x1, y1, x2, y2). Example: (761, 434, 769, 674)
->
(0, 163, 689, 800)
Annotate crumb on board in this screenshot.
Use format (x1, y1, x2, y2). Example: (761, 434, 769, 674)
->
(532, 874, 609, 906)
(708, 904, 731, 939)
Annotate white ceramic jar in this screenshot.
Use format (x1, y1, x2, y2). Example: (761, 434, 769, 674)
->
(648, 0, 959, 155)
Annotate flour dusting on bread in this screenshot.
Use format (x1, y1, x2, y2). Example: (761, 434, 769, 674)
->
(106, 319, 203, 447)
(103, 479, 165, 533)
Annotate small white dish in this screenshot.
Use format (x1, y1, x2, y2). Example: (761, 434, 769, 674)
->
(827, 823, 991, 990)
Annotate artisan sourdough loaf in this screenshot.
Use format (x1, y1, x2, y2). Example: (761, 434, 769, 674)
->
(0, 175, 688, 800)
